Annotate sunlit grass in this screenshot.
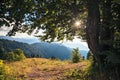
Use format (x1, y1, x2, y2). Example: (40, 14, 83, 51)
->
(5, 58, 90, 80)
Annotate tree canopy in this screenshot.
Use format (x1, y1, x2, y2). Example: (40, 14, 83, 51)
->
(0, 0, 86, 41)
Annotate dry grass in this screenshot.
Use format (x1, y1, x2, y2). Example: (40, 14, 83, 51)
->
(6, 58, 89, 80)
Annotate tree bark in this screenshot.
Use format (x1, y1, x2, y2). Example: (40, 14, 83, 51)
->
(86, 0, 101, 63)
(86, 0, 114, 64)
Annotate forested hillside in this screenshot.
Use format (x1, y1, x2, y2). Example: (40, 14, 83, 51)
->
(0, 39, 87, 60)
(0, 39, 41, 57)
(32, 42, 71, 60)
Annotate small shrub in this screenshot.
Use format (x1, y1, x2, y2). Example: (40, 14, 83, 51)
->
(65, 68, 90, 80)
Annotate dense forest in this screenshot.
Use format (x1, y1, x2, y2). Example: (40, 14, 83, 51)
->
(0, 0, 120, 80)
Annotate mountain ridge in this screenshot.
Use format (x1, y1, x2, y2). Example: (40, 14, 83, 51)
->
(0, 36, 89, 59)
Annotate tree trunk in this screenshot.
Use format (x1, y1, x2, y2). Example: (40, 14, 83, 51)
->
(86, 0, 101, 63)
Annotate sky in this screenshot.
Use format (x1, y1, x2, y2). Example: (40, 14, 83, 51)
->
(0, 26, 89, 51)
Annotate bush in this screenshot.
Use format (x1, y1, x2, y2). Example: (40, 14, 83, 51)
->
(0, 60, 13, 80)
(5, 49, 26, 62)
(65, 68, 90, 80)
(14, 49, 26, 61)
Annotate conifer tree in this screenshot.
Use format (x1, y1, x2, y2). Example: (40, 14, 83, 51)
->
(71, 48, 81, 63)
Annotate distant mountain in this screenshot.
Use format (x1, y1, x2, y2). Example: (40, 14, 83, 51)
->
(0, 36, 89, 60)
(0, 39, 71, 60)
(32, 43, 71, 60)
(32, 42, 89, 60)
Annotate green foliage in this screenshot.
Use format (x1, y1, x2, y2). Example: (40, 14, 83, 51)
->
(0, 0, 86, 41)
(114, 31, 120, 49)
(104, 50, 120, 64)
(87, 51, 93, 61)
(71, 48, 81, 63)
(13, 49, 26, 61)
(65, 68, 90, 80)
(0, 60, 14, 80)
(6, 52, 15, 62)
(4, 49, 26, 62)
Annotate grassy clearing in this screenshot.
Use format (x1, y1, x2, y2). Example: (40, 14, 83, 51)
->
(5, 58, 90, 80)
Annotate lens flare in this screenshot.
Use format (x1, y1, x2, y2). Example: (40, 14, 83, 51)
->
(75, 21, 80, 26)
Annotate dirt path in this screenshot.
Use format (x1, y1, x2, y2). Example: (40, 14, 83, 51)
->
(26, 61, 87, 80)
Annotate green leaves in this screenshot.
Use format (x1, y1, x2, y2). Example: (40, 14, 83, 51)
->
(4, 49, 26, 62)
(1, 0, 86, 41)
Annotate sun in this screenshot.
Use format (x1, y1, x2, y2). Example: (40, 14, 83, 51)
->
(75, 21, 81, 27)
